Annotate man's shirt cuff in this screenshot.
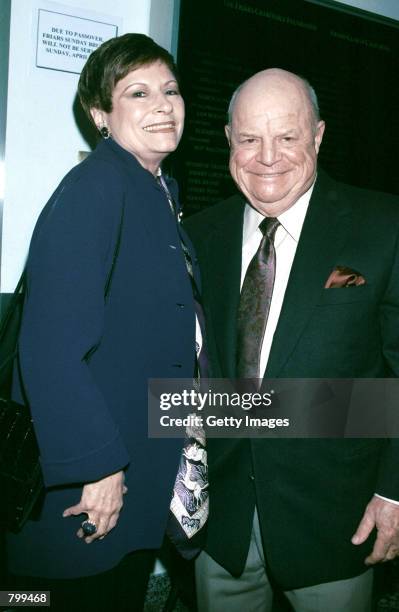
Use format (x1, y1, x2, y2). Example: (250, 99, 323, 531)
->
(375, 493, 399, 506)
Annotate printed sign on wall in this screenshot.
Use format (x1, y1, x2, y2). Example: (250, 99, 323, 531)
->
(36, 6, 120, 74)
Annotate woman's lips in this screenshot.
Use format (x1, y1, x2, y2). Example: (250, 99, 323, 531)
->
(143, 121, 176, 133)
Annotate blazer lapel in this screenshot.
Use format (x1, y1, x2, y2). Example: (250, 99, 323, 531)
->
(205, 195, 244, 378)
(265, 171, 353, 378)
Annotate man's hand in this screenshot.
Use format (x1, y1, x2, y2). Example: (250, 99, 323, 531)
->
(62, 470, 127, 543)
(352, 495, 399, 564)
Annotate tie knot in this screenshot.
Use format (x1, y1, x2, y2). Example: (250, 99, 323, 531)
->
(259, 217, 279, 238)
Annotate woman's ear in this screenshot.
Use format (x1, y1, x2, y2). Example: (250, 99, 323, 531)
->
(90, 108, 106, 130)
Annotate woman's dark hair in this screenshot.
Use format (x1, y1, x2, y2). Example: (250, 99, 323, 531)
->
(78, 33, 178, 122)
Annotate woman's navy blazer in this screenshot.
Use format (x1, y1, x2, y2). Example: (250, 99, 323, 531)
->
(7, 138, 196, 578)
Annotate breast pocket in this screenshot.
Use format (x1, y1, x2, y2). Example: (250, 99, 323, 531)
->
(316, 284, 374, 306)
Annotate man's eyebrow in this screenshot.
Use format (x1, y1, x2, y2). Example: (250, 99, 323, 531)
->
(236, 131, 258, 137)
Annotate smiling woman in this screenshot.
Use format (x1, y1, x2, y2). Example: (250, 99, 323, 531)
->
(79, 34, 185, 176)
(89, 61, 184, 174)
(5, 33, 205, 612)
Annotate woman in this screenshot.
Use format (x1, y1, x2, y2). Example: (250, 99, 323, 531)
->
(6, 33, 202, 611)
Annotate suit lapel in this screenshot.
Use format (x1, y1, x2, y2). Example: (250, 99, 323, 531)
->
(265, 172, 353, 378)
(205, 195, 244, 378)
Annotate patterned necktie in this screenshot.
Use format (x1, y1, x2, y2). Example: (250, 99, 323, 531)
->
(156, 174, 208, 559)
(236, 217, 280, 382)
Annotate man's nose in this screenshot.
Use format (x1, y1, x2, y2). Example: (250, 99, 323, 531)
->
(257, 140, 280, 165)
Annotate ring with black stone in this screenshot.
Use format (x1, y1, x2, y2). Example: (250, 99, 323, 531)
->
(81, 520, 97, 536)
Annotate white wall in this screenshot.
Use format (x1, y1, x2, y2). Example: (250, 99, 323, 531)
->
(332, 0, 399, 20)
(149, 0, 177, 52)
(1, 0, 175, 291)
(0, 0, 11, 269)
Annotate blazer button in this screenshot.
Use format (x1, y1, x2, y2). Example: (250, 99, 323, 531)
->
(176, 303, 185, 308)
(249, 474, 255, 481)
(172, 364, 182, 368)
(169, 244, 177, 250)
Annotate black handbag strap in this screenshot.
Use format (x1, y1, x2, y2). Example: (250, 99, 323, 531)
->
(0, 271, 25, 344)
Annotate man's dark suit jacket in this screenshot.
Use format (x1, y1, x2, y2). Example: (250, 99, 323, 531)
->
(7, 138, 197, 579)
(185, 170, 399, 590)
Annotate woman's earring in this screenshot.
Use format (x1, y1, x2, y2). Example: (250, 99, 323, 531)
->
(99, 125, 110, 139)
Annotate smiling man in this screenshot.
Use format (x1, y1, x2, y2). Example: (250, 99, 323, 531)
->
(185, 69, 399, 611)
(226, 69, 324, 219)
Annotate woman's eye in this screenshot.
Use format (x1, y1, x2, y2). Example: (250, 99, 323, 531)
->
(131, 91, 146, 98)
(165, 89, 180, 96)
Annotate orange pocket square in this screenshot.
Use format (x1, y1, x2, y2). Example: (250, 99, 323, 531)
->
(324, 266, 366, 288)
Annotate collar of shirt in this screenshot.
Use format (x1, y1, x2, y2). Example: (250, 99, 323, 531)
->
(243, 181, 316, 247)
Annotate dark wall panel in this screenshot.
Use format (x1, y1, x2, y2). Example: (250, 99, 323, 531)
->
(171, 0, 399, 215)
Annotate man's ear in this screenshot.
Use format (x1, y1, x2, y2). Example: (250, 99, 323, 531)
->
(90, 108, 106, 130)
(314, 120, 325, 154)
(225, 125, 232, 147)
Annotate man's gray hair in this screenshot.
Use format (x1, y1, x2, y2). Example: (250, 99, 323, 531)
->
(227, 73, 321, 127)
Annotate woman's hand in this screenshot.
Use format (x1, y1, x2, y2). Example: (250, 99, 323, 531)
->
(62, 470, 127, 543)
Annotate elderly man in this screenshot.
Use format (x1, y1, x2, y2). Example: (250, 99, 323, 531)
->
(185, 69, 399, 612)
